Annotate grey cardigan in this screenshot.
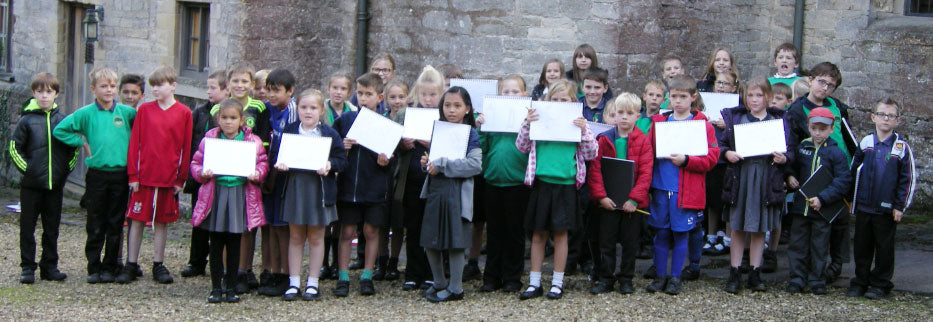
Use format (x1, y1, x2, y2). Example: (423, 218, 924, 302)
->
(420, 147, 483, 221)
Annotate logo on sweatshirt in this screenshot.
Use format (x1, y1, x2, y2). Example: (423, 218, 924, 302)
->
(113, 116, 125, 128)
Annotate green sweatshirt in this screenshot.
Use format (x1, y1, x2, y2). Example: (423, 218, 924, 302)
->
(481, 132, 528, 187)
(53, 101, 136, 171)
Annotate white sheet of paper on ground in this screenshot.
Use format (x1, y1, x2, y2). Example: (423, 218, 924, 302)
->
(733, 119, 787, 157)
(699, 92, 739, 121)
(277, 133, 331, 171)
(587, 121, 614, 135)
(529, 101, 583, 142)
(653, 120, 709, 157)
(450, 79, 498, 113)
(346, 108, 404, 156)
(429, 121, 471, 163)
(480, 96, 531, 133)
(203, 138, 257, 177)
(402, 108, 439, 140)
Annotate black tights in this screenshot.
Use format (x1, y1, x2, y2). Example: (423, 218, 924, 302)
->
(209, 232, 241, 290)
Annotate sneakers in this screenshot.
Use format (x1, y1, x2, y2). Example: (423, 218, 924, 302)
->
(181, 264, 206, 278)
(682, 266, 700, 281)
(402, 280, 419, 291)
(761, 250, 778, 273)
(152, 263, 174, 284)
(724, 267, 742, 294)
(463, 260, 482, 281)
(360, 279, 376, 296)
(664, 277, 682, 295)
(116, 263, 139, 284)
(39, 268, 67, 282)
(646, 276, 668, 293)
(20, 269, 35, 284)
(863, 287, 887, 299)
(703, 236, 728, 256)
(747, 267, 767, 292)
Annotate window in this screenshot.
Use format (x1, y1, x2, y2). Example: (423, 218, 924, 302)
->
(0, 0, 13, 75)
(180, 3, 209, 74)
(906, 0, 933, 16)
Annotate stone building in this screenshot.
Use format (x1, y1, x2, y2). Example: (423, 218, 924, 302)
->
(1, 0, 930, 210)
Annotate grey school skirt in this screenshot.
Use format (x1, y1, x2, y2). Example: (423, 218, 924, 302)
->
(281, 171, 337, 226)
(200, 184, 248, 233)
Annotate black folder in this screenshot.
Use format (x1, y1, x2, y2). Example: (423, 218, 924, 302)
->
(795, 165, 845, 222)
(600, 157, 635, 209)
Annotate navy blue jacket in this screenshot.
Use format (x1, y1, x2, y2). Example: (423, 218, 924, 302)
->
(785, 95, 854, 159)
(787, 137, 851, 215)
(268, 122, 348, 206)
(333, 111, 395, 204)
(851, 132, 916, 214)
(718, 106, 792, 206)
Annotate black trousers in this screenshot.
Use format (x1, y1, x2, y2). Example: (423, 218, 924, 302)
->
(596, 207, 643, 283)
(187, 191, 210, 267)
(851, 211, 897, 292)
(403, 178, 430, 283)
(84, 169, 129, 274)
(567, 188, 595, 270)
(19, 186, 64, 271)
(829, 212, 851, 265)
(482, 184, 529, 285)
(787, 213, 830, 288)
(209, 231, 241, 290)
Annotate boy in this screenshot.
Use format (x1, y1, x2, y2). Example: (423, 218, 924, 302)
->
(117, 66, 193, 284)
(257, 68, 297, 296)
(768, 43, 801, 87)
(54, 67, 137, 284)
(771, 83, 792, 109)
(10, 73, 77, 283)
(587, 93, 654, 295)
(658, 55, 685, 110)
(784, 107, 851, 295)
(180, 69, 228, 278)
(847, 98, 916, 299)
(634, 80, 665, 262)
(119, 74, 145, 108)
(332, 73, 392, 296)
(580, 68, 610, 123)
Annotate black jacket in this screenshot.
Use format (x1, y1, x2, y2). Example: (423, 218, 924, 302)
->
(719, 106, 791, 206)
(184, 101, 216, 194)
(787, 138, 852, 216)
(268, 122, 348, 206)
(785, 95, 855, 158)
(8, 99, 79, 190)
(332, 111, 396, 204)
(851, 132, 916, 214)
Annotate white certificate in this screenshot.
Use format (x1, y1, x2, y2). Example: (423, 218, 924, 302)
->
(699, 92, 739, 121)
(346, 108, 404, 156)
(277, 134, 331, 171)
(654, 120, 709, 157)
(402, 108, 439, 140)
(529, 101, 583, 142)
(450, 79, 498, 113)
(480, 96, 531, 133)
(734, 119, 787, 157)
(203, 138, 256, 177)
(587, 121, 614, 135)
(429, 121, 471, 163)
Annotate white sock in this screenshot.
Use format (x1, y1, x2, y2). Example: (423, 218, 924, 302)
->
(706, 234, 717, 243)
(551, 272, 565, 293)
(526, 271, 542, 292)
(286, 276, 300, 294)
(717, 230, 726, 237)
(723, 236, 732, 247)
(306, 277, 319, 294)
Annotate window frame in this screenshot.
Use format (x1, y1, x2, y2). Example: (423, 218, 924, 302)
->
(905, 0, 933, 17)
(179, 2, 210, 78)
(0, 0, 14, 81)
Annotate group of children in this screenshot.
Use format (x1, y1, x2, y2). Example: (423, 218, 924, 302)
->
(9, 41, 916, 304)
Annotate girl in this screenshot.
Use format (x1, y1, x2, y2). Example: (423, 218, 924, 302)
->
(350, 53, 397, 113)
(419, 86, 483, 302)
(698, 48, 741, 92)
(566, 44, 613, 100)
(374, 79, 409, 281)
(702, 70, 739, 259)
(271, 89, 348, 301)
(190, 99, 269, 303)
(323, 73, 358, 126)
(517, 79, 598, 300)
(531, 59, 565, 101)
(719, 77, 789, 294)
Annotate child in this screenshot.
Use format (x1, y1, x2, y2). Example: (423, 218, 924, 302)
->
(531, 59, 565, 101)
(117, 66, 193, 284)
(634, 80, 665, 261)
(181, 69, 228, 278)
(376, 79, 410, 281)
(437, 64, 462, 90)
(645, 74, 719, 295)
(257, 68, 297, 296)
(477, 75, 531, 293)
(190, 99, 269, 303)
(351, 53, 396, 114)
(847, 98, 916, 300)
(323, 73, 357, 126)
(10, 72, 77, 284)
(517, 79, 598, 300)
(698, 48, 741, 92)
(784, 107, 852, 295)
(271, 89, 347, 301)
(566, 44, 613, 100)
(586, 93, 653, 295)
(54, 67, 136, 284)
(418, 86, 483, 302)
(657, 55, 685, 110)
(701, 70, 739, 259)
(253, 69, 271, 102)
(768, 43, 801, 87)
(119, 74, 145, 108)
(580, 68, 610, 123)
(331, 73, 392, 297)
(771, 83, 792, 109)
(791, 77, 809, 102)
(719, 77, 790, 294)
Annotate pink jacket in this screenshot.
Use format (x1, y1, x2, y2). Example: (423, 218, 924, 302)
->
(190, 127, 269, 231)
(515, 121, 598, 188)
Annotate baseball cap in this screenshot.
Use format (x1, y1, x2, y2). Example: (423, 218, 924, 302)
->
(808, 107, 835, 125)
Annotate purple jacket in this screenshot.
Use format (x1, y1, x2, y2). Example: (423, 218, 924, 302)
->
(718, 106, 792, 206)
(190, 127, 269, 231)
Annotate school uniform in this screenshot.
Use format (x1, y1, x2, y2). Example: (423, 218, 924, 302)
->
(420, 130, 483, 250)
(210, 97, 270, 148)
(850, 132, 916, 293)
(263, 98, 297, 227)
(323, 99, 358, 127)
(332, 110, 394, 227)
(565, 69, 614, 101)
(183, 101, 217, 270)
(580, 95, 610, 124)
(480, 131, 530, 287)
(768, 73, 801, 87)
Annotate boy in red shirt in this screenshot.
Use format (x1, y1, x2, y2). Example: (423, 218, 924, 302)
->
(116, 66, 193, 284)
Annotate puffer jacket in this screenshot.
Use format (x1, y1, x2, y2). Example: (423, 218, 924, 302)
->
(8, 99, 79, 190)
(587, 127, 654, 208)
(647, 110, 721, 210)
(190, 127, 269, 231)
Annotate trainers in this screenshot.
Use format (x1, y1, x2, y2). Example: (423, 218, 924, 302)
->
(863, 287, 887, 299)
(180, 264, 205, 278)
(702, 237, 716, 255)
(761, 250, 777, 273)
(20, 269, 35, 284)
(682, 266, 700, 281)
(664, 276, 682, 295)
(846, 285, 866, 298)
(99, 270, 115, 283)
(646, 276, 668, 293)
(360, 279, 376, 296)
(333, 280, 350, 297)
(116, 263, 139, 284)
(152, 263, 174, 284)
(463, 261, 481, 281)
(643, 264, 657, 279)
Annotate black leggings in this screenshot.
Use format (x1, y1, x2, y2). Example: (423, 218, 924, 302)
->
(209, 232, 241, 290)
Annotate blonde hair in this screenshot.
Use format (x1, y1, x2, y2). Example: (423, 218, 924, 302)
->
(88, 67, 118, 86)
(607, 92, 642, 115)
(383, 79, 409, 97)
(295, 88, 325, 108)
(791, 77, 809, 101)
(545, 79, 577, 101)
(499, 74, 527, 95)
(254, 69, 272, 84)
(408, 65, 444, 106)
(644, 80, 665, 94)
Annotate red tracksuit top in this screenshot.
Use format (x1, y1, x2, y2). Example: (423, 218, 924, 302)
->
(127, 101, 193, 188)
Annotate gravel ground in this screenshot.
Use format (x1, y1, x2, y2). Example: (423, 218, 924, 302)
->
(0, 188, 930, 320)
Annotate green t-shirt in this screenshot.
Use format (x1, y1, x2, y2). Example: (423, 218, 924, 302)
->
(53, 101, 136, 171)
(535, 141, 577, 185)
(482, 133, 528, 187)
(635, 117, 652, 135)
(216, 131, 248, 186)
(768, 76, 800, 87)
(614, 136, 628, 160)
(802, 97, 851, 162)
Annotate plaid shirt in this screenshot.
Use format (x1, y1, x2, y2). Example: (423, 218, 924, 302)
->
(515, 121, 598, 188)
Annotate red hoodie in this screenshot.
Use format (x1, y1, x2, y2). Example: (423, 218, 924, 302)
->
(127, 101, 193, 188)
(647, 110, 720, 210)
(587, 127, 653, 208)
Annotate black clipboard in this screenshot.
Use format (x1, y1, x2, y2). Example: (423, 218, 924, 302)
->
(795, 165, 845, 222)
(600, 157, 635, 209)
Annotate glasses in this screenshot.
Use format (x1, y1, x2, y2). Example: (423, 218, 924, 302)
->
(715, 80, 735, 87)
(372, 68, 393, 74)
(815, 78, 836, 90)
(873, 112, 899, 120)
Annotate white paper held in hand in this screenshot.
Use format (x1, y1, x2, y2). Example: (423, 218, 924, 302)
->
(529, 101, 583, 142)
(654, 120, 709, 157)
(450, 79, 498, 113)
(402, 107, 439, 140)
(480, 96, 531, 133)
(698, 93, 739, 121)
(346, 108, 404, 156)
(277, 133, 331, 171)
(734, 119, 787, 157)
(203, 138, 256, 177)
(429, 120, 471, 163)
(587, 121, 614, 136)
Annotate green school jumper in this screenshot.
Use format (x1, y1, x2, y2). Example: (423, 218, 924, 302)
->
(53, 101, 136, 171)
(535, 141, 577, 185)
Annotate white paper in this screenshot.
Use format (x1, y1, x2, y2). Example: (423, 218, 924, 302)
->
(346, 108, 404, 156)
(734, 119, 787, 157)
(402, 108, 440, 140)
(654, 120, 709, 157)
(450, 79, 499, 113)
(429, 121, 471, 163)
(587, 121, 614, 135)
(277, 134, 331, 171)
(529, 101, 583, 142)
(203, 138, 256, 177)
(699, 92, 739, 121)
(480, 96, 531, 133)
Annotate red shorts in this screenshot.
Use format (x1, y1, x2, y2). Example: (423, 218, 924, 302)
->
(126, 186, 179, 223)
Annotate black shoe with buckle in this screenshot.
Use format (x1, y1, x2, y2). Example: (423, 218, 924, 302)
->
(303, 286, 321, 301)
(519, 285, 543, 300)
(545, 285, 564, 300)
(427, 289, 464, 303)
(282, 286, 300, 301)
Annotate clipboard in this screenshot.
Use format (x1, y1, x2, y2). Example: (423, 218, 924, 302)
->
(600, 157, 635, 208)
(203, 138, 256, 177)
(795, 165, 845, 222)
(428, 121, 471, 163)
